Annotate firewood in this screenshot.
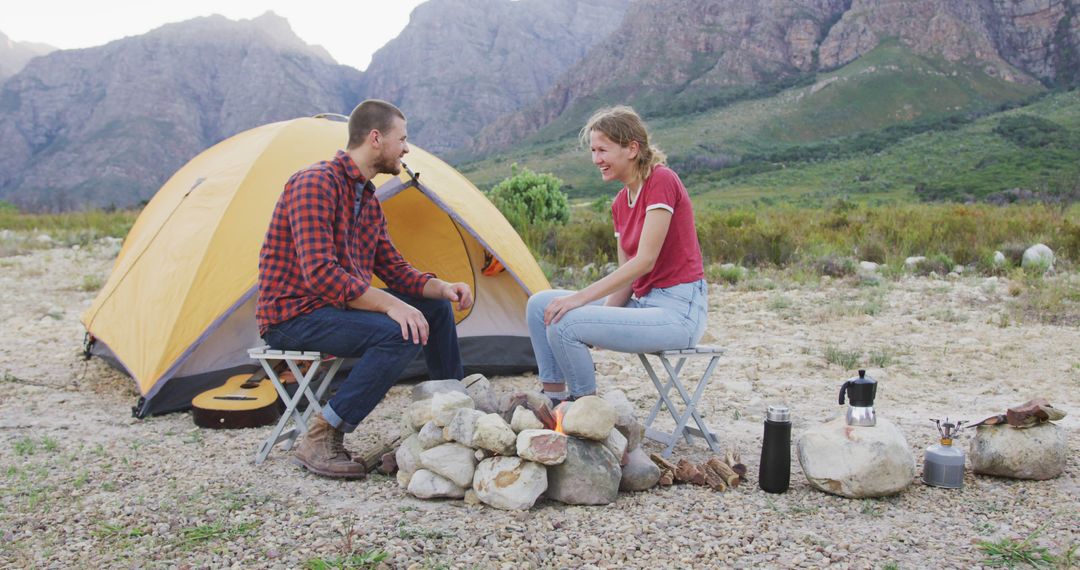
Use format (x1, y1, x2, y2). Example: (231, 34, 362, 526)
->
(702, 463, 728, 491)
(707, 457, 740, 487)
(358, 434, 403, 473)
(725, 449, 748, 479)
(675, 459, 707, 486)
(378, 452, 397, 475)
(658, 469, 675, 486)
(523, 400, 557, 431)
(650, 453, 678, 473)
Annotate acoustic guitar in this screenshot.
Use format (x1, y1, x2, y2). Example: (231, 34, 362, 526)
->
(192, 372, 280, 429)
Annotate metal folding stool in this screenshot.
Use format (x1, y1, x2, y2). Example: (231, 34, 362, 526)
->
(638, 345, 725, 458)
(248, 347, 344, 464)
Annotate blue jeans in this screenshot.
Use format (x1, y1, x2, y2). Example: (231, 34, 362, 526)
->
(262, 292, 462, 432)
(526, 279, 708, 397)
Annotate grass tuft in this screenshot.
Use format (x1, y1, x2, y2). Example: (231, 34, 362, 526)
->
(824, 345, 862, 370)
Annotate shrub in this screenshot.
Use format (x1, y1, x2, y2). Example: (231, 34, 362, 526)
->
(914, 253, 955, 275)
(489, 166, 569, 231)
(814, 255, 857, 277)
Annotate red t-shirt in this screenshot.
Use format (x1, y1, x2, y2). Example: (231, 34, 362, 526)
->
(611, 165, 704, 298)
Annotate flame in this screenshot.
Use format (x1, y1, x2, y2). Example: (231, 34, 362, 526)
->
(553, 402, 569, 434)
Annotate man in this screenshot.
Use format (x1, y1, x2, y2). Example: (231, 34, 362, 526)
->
(256, 99, 472, 479)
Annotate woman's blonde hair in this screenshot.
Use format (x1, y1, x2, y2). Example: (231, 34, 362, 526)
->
(580, 105, 666, 183)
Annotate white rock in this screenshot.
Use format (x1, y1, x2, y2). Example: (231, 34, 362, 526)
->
(1021, 244, 1054, 272)
(797, 417, 915, 498)
(394, 434, 425, 479)
(904, 256, 926, 269)
(407, 469, 466, 499)
(858, 261, 879, 272)
(431, 391, 475, 427)
(970, 423, 1066, 480)
(404, 400, 435, 431)
(620, 447, 661, 492)
(472, 413, 517, 455)
(417, 421, 446, 449)
(561, 396, 616, 441)
(473, 457, 547, 510)
(462, 373, 500, 413)
(603, 428, 628, 464)
(444, 408, 485, 447)
(419, 443, 477, 488)
(510, 406, 543, 432)
(992, 251, 1006, 267)
(516, 429, 567, 465)
(601, 390, 637, 427)
(411, 379, 467, 402)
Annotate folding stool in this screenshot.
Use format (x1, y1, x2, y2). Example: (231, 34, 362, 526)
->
(637, 345, 725, 458)
(248, 347, 344, 464)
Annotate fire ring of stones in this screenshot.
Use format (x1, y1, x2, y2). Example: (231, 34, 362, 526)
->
(388, 375, 745, 510)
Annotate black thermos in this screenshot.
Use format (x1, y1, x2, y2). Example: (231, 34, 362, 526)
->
(759, 405, 792, 493)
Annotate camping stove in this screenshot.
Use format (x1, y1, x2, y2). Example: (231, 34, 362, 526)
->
(923, 418, 967, 489)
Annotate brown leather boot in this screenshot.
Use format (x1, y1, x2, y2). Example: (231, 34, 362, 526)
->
(292, 414, 367, 479)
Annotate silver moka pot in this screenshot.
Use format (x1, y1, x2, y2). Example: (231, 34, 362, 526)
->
(838, 369, 877, 426)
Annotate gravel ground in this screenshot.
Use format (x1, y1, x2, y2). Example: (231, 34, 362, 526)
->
(0, 242, 1077, 569)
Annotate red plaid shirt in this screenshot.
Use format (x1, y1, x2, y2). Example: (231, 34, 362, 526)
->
(256, 150, 434, 334)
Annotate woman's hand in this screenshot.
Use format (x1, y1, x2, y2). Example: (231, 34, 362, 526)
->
(544, 293, 587, 325)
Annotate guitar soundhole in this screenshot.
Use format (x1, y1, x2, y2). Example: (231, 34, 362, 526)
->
(240, 381, 261, 389)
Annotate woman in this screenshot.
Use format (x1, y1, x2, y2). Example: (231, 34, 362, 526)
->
(526, 106, 707, 404)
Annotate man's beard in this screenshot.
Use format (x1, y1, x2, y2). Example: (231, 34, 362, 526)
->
(374, 152, 401, 176)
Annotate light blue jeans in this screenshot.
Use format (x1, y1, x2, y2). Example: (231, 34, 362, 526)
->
(526, 279, 708, 397)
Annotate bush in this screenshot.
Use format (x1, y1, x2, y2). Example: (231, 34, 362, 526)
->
(489, 166, 569, 231)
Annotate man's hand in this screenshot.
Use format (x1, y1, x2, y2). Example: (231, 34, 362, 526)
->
(441, 281, 474, 311)
(387, 302, 429, 345)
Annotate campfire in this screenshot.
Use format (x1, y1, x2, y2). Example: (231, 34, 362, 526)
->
(386, 376, 747, 510)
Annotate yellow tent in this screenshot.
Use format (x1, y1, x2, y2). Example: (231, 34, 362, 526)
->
(82, 116, 549, 417)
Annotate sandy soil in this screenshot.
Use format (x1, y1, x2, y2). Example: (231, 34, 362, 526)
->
(0, 242, 1077, 569)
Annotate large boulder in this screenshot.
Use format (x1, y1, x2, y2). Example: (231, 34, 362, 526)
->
(1021, 243, 1054, 272)
(797, 417, 915, 498)
(545, 438, 621, 505)
(970, 423, 1066, 480)
(473, 457, 548, 510)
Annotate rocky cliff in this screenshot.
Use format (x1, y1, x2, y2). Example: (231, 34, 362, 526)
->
(0, 31, 55, 82)
(470, 0, 1079, 155)
(359, 0, 629, 153)
(0, 13, 361, 211)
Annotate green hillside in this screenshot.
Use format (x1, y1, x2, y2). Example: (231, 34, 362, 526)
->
(457, 42, 1073, 207)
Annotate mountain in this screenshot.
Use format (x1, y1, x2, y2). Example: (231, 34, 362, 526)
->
(0, 12, 361, 211)
(359, 0, 629, 153)
(0, 30, 55, 82)
(467, 0, 1079, 156)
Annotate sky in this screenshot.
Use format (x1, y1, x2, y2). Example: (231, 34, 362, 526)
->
(1, 0, 429, 70)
